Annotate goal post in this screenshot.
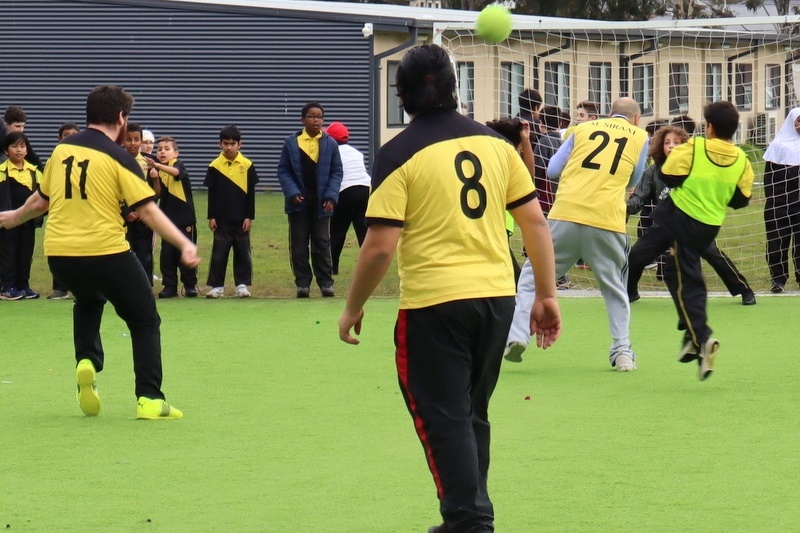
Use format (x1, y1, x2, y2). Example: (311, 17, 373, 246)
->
(435, 15, 800, 293)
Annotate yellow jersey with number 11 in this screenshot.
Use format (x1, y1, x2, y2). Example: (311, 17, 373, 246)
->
(39, 128, 156, 257)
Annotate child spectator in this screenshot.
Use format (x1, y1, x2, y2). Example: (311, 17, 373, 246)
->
(122, 122, 160, 286)
(277, 102, 342, 298)
(0, 132, 42, 299)
(140, 129, 156, 159)
(485, 116, 535, 283)
(2, 106, 42, 169)
(534, 106, 564, 215)
(147, 136, 198, 298)
(204, 125, 258, 299)
(46, 122, 81, 300)
(325, 121, 370, 276)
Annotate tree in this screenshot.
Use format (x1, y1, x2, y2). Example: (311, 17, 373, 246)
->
(745, 0, 793, 15)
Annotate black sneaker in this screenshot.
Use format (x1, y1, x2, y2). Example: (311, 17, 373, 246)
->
(770, 282, 785, 294)
(629, 292, 641, 303)
(321, 285, 335, 297)
(740, 290, 756, 306)
(677, 334, 699, 363)
(22, 288, 40, 299)
(158, 287, 178, 299)
(184, 286, 199, 298)
(296, 286, 310, 298)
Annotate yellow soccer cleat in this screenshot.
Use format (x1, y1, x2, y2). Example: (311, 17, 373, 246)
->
(136, 397, 183, 420)
(75, 359, 101, 416)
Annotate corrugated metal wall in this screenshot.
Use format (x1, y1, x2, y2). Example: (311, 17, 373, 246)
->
(1, 0, 371, 190)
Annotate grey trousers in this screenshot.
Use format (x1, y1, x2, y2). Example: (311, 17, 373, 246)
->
(508, 220, 633, 365)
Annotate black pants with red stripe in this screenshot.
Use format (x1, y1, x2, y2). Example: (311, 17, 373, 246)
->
(49, 251, 165, 400)
(395, 297, 514, 532)
(650, 198, 720, 346)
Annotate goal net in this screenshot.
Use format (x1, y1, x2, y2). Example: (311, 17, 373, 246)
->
(438, 15, 800, 294)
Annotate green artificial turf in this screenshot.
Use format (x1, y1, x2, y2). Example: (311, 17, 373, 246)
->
(2, 296, 798, 532)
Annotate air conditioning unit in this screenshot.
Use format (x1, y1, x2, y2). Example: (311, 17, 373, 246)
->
(733, 119, 745, 145)
(754, 111, 780, 146)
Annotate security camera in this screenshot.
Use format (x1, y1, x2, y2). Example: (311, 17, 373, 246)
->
(362, 23, 373, 38)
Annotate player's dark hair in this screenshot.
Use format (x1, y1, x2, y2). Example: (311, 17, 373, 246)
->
(220, 124, 242, 142)
(704, 101, 738, 140)
(559, 108, 571, 129)
(541, 106, 561, 131)
(645, 119, 670, 137)
(578, 100, 599, 118)
(4, 105, 27, 125)
(156, 136, 178, 150)
(395, 44, 457, 116)
(485, 117, 522, 146)
(670, 115, 696, 135)
(301, 103, 324, 118)
(648, 125, 689, 166)
(518, 88, 542, 113)
(2, 131, 27, 151)
(86, 85, 134, 126)
(126, 121, 142, 134)
(58, 122, 80, 138)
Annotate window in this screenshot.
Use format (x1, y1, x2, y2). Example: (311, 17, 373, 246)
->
(734, 63, 753, 111)
(669, 63, 689, 115)
(766, 64, 781, 110)
(386, 62, 410, 126)
(706, 63, 723, 103)
(500, 62, 525, 117)
(632, 63, 654, 116)
(588, 62, 612, 115)
(544, 61, 570, 111)
(457, 62, 475, 118)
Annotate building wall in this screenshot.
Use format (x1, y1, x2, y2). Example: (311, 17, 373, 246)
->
(1, 0, 371, 190)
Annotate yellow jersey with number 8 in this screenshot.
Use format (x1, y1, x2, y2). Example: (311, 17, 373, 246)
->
(367, 109, 537, 309)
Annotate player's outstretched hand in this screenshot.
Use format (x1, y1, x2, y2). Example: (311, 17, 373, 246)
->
(530, 297, 561, 350)
(180, 243, 201, 268)
(339, 308, 364, 345)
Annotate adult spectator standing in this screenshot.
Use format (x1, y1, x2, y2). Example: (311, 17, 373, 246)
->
(762, 107, 800, 293)
(277, 102, 342, 298)
(517, 88, 542, 143)
(325, 121, 370, 276)
(0, 85, 197, 418)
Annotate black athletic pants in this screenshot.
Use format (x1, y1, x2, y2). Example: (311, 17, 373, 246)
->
(764, 201, 800, 287)
(288, 210, 333, 289)
(160, 224, 197, 290)
(0, 222, 35, 290)
(206, 220, 252, 288)
(628, 231, 750, 298)
(648, 198, 720, 346)
(49, 251, 165, 400)
(127, 220, 155, 286)
(395, 297, 514, 532)
(764, 162, 800, 287)
(329, 185, 369, 275)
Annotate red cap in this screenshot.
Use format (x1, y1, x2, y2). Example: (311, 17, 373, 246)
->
(325, 122, 349, 143)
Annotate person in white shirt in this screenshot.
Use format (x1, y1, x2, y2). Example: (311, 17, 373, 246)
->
(325, 122, 371, 275)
